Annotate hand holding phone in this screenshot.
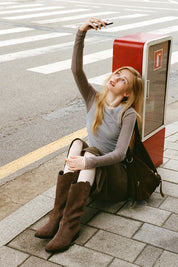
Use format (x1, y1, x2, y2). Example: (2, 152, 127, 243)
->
(89, 20, 113, 29)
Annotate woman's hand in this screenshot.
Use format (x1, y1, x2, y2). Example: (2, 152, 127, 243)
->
(65, 156, 85, 171)
(79, 17, 107, 32)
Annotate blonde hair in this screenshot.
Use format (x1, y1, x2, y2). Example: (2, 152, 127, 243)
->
(92, 66, 144, 145)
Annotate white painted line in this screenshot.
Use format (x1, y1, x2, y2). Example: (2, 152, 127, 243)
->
(28, 49, 113, 74)
(0, 32, 71, 48)
(64, 13, 148, 28)
(0, 4, 43, 10)
(35, 11, 118, 24)
(125, 8, 156, 13)
(0, 5, 64, 15)
(149, 25, 178, 34)
(103, 16, 178, 32)
(171, 51, 178, 65)
(52, 0, 178, 11)
(0, 36, 99, 63)
(0, 27, 34, 35)
(3, 8, 89, 20)
(89, 72, 111, 85)
(0, 2, 14, 5)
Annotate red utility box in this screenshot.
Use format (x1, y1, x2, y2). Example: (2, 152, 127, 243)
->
(113, 33, 172, 167)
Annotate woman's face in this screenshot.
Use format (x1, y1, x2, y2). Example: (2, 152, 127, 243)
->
(106, 69, 134, 97)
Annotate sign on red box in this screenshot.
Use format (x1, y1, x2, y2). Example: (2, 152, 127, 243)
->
(154, 49, 163, 70)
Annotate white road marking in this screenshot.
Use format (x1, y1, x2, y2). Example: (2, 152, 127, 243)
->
(0, 36, 100, 63)
(35, 11, 118, 24)
(28, 49, 113, 74)
(149, 25, 178, 34)
(171, 51, 178, 65)
(0, 4, 43, 10)
(0, 27, 34, 35)
(3, 8, 89, 20)
(64, 14, 148, 28)
(0, 5, 65, 15)
(88, 72, 111, 85)
(0, 32, 71, 48)
(103, 16, 178, 32)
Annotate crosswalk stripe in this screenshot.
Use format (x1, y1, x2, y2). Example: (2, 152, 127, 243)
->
(0, 32, 71, 48)
(0, 4, 43, 10)
(0, 5, 65, 15)
(28, 49, 113, 74)
(125, 8, 156, 13)
(0, 36, 100, 63)
(103, 16, 178, 32)
(0, 2, 14, 5)
(0, 27, 34, 35)
(149, 25, 178, 34)
(64, 13, 148, 29)
(3, 8, 89, 20)
(35, 11, 118, 24)
(171, 51, 178, 65)
(89, 72, 111, 85)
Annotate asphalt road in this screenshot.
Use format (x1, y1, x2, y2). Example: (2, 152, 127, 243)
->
(0, 0, 178, 166)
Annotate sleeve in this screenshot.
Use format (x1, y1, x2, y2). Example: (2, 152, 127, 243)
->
(85, 109, 137, 169)
(71, 29, 97, 112)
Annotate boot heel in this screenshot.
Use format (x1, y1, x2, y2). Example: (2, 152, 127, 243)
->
(72, 231, 80, 242)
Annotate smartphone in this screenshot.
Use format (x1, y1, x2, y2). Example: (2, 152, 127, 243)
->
(89, 20, 113, 29)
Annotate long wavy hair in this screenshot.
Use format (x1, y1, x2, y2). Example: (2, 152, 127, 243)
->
(92, 66, 144, 146)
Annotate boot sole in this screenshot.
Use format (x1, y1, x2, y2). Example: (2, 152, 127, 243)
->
(45, 231, 80, 253)
(34, 233, 53, 239)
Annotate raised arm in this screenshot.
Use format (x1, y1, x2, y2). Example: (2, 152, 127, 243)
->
(71, 18, 107, 111)
(85, 108, 137, 169)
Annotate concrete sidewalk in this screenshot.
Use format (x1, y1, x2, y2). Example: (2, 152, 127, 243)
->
(0, 120, 178, 267)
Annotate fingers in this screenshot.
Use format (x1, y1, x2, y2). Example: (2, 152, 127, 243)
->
(89, 17, 106, 30)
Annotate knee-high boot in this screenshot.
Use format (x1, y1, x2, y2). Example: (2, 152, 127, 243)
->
(35, 171, 79, 239)
(45, 181, 91, 253)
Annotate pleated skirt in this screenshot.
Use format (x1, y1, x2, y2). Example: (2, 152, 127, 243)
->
(67, 138, 128, 202)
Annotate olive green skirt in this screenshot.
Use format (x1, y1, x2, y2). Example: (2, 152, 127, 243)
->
(67, 138, 128, 202)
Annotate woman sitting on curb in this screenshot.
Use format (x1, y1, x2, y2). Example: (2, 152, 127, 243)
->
(35, 17, 144, 253)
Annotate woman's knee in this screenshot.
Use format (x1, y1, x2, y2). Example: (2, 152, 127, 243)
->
(84, 151, 94, 158)
(68, 139, 83, 157)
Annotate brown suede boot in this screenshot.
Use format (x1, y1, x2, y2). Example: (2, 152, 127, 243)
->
(35, 171, 79, 239)
(45, 181, 91, 253)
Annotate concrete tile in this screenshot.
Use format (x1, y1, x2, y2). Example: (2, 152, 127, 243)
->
(157, 167, 178, 183)
(0, 194, 53, 247)
(163, 159, 178, 171)
(154, 250, 178, 267)
(74, 224, 98, 245)
(135, 245, 163, 267)
(160, 196, 178, 213)
(21, 256, 61, 267)
(166, 133, 178, 142)
(85, 230, 145, 262)
(0, 246, 29, 267)
(8, 229, 51, 260)
(117, 202, 170, 226)
(89, 199, 127, 213)
(158, 181, 178, 198)
(133, 223, 178, 253)
(146, 192, 165, 208)
(164, 140, 178, 151)
(163, 214, 178, 232)
(49, 244, 112, 267)
(30, 213, 50, 231)
(109, 258, 139, 267)
(165, 121, 178, 137)
(42, 186, 56, 199)
(88, 212, 142, 238)
(164, 148, 178, 160)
